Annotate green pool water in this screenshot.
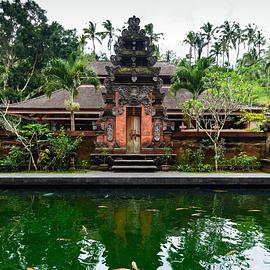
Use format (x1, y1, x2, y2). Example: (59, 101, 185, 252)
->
(0, 188, 270, 270)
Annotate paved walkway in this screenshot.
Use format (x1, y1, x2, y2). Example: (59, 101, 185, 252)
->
(0, 171, 270, 186)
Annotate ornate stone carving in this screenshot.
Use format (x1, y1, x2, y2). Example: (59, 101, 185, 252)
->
(154, 123, 161, 142)
(106, 123, 113, 142)
(117, 86, 152, 115)
(128, 16, 140, 33)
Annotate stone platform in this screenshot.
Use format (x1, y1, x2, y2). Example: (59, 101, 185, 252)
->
(0, 172, 270, 187)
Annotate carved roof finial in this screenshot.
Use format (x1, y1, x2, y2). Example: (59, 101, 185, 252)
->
(128, 16, 140, 33)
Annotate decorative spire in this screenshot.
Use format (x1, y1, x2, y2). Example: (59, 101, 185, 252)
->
(127, 16, 141, 33)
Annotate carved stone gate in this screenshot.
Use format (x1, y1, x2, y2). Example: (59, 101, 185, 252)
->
(95, 16, 172, 154)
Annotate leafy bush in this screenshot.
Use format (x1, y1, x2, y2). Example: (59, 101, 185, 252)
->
(78, 160, 90, 170)
(0, 146, 27, 172)
(46, 130, 82, 171)
(177, 148, 213, 172)
(220, 152, 261, 171)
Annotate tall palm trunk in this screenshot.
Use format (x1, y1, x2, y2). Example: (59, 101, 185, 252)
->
(189, 46, 192, 62)
(70, 110, 75, 131)
(236, 42, 240, 62)
(92, 38, 96, 54)
(70, 89, 76, 131)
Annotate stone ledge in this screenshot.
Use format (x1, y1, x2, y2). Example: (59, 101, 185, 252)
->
(0, 172, 270, 187)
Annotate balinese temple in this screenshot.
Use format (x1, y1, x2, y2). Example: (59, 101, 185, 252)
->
(1, 16, 267, 170)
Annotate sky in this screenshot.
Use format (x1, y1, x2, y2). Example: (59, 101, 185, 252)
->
(34, 0, 270, 58)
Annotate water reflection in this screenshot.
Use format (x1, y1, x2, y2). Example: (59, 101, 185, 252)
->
(0, 189, 270, 269)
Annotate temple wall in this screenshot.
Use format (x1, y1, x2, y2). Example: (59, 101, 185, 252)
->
(172, 132, 267, 163)
(0, 131, 267, 167)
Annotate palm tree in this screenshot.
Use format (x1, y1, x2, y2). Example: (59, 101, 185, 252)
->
(254, 30, 266, 57)
(220, 21, 237, 64)
(200, 22, 217, 56)
(163, 50, 176, 62)
(243, 23, 257, 52)
(83, 21, 102, 54)
(170, 57, 212, 99)
(144, 23, 163, 45)
(99, 20, 120, 56)
(234, 23, 244, 62)
(44, 52, 100, 131)
(195, 33, 207, 60)
(210, 41, 222, 65)
(171, 58, 213, 130)
(79, 34, 87, 54)
(183, 31, 197, 62)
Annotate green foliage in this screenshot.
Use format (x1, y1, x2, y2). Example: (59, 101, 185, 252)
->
(171, 58, 213, 98)
(0, 146, 27, 172)
(162, 146, 172, 165)
(46, 130, 82, 171)
(236, 110, 267, 131)
(177, 148, 213, 172)
(0, 0, 79, 103)
(220, 153, 261, 171)
(78, 159, 90, 170)
(0, 123, 83, 171)
(144, 23, 163, 45)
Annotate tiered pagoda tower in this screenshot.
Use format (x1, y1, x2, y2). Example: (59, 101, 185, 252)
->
(95, 16, 172, 155)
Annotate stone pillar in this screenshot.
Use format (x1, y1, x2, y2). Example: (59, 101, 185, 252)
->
(153, 119, 163, 144)
(115, 92, 127, 149)
(104, 119, 115, 149)
(141, 102, 153, 148)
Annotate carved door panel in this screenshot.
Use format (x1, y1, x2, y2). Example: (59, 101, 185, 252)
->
(127, 116, 141, 153)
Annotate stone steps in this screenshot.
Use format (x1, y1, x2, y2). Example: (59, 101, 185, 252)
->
(112, 165, 158, 172)
(112, 158, 157, 172)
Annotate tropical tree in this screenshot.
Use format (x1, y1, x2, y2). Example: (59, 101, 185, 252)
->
(243, 23, 257, 52)
(171, 57, 212, 99)
(144, 23, 163, 45)
(200, 22, 217, 56)
(162, 50, 176, 63)
(99, 20, 119, 56)
(254, 30, 266, 57)
(210, 41, 222, 65)
(182, 71, 257, 171)
(234, 23, 244, 62)
(83, 21, 102, 54)
(0, 0, 79, 103)
(79, 34, 88, 53)
(220, 21, 237, 64)
(183, 31, 197, 62)
(43, 52, 100, 131)
(194, 33, 207, 60)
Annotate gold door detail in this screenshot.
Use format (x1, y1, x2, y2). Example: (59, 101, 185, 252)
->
(127, 116, 141, 153)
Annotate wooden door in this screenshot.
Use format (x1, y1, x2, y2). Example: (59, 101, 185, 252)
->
(127, 116, 141, 153)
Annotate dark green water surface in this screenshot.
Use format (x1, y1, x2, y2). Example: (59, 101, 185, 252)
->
(0, 188, 270, 270)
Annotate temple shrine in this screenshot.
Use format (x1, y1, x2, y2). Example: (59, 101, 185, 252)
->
(95, 16, 172, 156)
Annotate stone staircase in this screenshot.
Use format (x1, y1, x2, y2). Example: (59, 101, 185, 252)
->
(111, 154, 158, 172)
(91, 153, 176, 172)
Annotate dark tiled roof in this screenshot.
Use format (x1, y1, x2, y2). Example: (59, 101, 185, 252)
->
(89, 61, 176, 77)
(8, 85, 105, 110)
(7, 85, 190, 111)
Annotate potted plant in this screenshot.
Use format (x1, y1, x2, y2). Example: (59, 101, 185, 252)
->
(162, 146, 172, 171)
(100, 147, 110, 171)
